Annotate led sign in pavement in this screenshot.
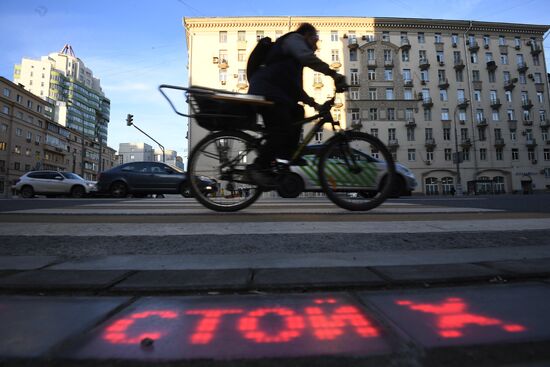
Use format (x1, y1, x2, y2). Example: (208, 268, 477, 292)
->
(72, 294, 391, 360)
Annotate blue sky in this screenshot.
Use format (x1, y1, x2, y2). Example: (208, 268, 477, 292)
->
(0, 0, 549, 161)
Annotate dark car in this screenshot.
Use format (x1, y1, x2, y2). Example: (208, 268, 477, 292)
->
(97, 161, 217, 198)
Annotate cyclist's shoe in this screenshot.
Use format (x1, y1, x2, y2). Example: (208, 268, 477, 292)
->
(246, 163, 278, 188)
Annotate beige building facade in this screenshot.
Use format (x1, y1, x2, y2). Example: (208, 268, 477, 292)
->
(0, 77, 117, 196)
(184, 16, 550, 194)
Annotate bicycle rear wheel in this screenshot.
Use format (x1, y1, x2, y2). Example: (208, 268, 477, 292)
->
(318, 131, 396, 211)
(187, 130, 262, 212)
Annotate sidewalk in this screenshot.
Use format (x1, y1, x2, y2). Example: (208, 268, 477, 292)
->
(1, 255, 550, 366)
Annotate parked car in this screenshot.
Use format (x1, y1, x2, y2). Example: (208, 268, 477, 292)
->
(289, 145, 417, 198)
(14, 171, 97, 198)
(97, 161, 217, 198)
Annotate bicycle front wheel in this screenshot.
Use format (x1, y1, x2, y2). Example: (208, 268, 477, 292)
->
(318, 131, 396, 211)
(187, 130, 262, 212)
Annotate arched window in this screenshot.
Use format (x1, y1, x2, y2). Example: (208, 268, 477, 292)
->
(441, 177, 454, 195)
(477, 176, 492, 194)
(425, 177, 439, 195)
(494, 176, 505, 194)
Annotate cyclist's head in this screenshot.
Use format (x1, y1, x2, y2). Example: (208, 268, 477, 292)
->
(296, 23, 319, 51)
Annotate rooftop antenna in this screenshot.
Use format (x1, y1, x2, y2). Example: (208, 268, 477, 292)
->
(60, 44, 76, 57)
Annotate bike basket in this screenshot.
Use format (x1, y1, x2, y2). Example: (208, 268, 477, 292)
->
(189, 93, 257, 131)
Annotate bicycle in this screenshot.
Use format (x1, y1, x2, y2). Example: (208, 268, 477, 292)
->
(159, 84, 396, 212)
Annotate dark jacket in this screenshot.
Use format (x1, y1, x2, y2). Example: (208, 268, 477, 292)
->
(248, 33, 335, 106)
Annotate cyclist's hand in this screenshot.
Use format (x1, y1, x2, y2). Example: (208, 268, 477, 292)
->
(333, 73, 348, 92)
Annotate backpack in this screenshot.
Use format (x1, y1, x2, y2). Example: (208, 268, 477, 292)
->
(246, 37, 274, 80)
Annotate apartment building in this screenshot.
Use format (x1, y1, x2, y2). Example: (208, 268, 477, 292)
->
(13, 44, 110, 144)
(184, 16, 550, 194)
(0, 77, 117, 195)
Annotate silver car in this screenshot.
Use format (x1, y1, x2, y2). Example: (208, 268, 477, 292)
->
(14, 171, 97, 198)
(290, 145, 418, 197)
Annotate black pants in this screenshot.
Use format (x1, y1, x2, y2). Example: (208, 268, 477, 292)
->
(256, 103, 304, 168)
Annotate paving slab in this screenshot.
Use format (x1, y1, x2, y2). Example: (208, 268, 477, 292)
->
(64, 293, 391, 361)
(0, 270, 130, 290)
(0, 296, 129, 357)
(482, 258, 550, 275)
(0, 256, 58, 270)
(252, 267, 384, 288)
(370, 263, 503, 282)
(113, 270, 250, 291)
(360, 283, 550, 349)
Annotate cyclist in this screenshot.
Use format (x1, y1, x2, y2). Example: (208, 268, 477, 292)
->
(248, 22, 347, 186)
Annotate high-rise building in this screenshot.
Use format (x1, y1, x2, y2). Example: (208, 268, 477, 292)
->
(13, 44, 110, 144)
(184, 16, 550, 194)
(118, 143, 155, 164)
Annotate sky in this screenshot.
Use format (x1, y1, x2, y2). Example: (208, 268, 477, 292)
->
(1, 0, 549, 161)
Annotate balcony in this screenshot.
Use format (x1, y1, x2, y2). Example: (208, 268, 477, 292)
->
(405, 118, 416, 127)
(400, 38, 411, 50)
(486, 60, 497, 71)
(468, 41, 480, 52)
(521, 99, 533, 110)
(419, 59, 430, 70)
(438, 78, 449, 89)
(540, 119, 550, 128)
(477, 118, 488, 127)
(472, 80, 483, 90)
(525, 139, 537, 147)
(384, 60, 394, 68)
(517, 62, 528, 73)
(457, 98, 469, 108)
(348, 38, 359, 49)
(453, 59, 465, 70)
(536, 83, 545, 93)
(330, 61, 341, 70)
(367, 59, 377, 69)
(530, 44, 542, 56)
(387, 139, 399, 149)
(218, 60, 229, 69)
(422, 97, 434, 108)
(236, 82, 248, 90)
(504, 80, 516, 91)
(494, 138, 505, 147)
(350, 120, 362, 130)
(460, 138, 472, 148)
(522, 119, 533, 126)
(490, 98, 501, 109)
(403, 79, 413, 87)
(425, 138, 436, 149)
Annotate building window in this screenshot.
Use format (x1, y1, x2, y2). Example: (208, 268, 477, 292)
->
(511, 148, 519, 160)
(238, 49, 246, 62)
(369, 108, 378, 120)
(404, 88, 413, 100)
(443, 128, 451, 140)
(385, 88, 394, 100)
(408, 149, 416, 161)
(368, 88, 377, 100)
(441, 108, 449, 120)
(2, 88, 9, 97)
(367, 69, 375, 81)
(350, 89, 359, 100)
(434, 33, 442, 43)
(402, 49, 410, 62)
(219, 31, 227, 43)
(15, 128, 22, 136)
(544, 149, 550, 161)
(407, 128, 415, 141)
(479, 148, 487, 160)
(456, 69, 463, 82)
(417, 32, 425, 44)
(370, 128, 378, 137)
(472, 70, 480, 82)
(440, 89, 448, 102)
(1, 106, 9, 115)
(492, 109, 500, 121)
(388, 128, 396, 140)
(331, 49, 339, 62)
(470, 52, 478, 64)
(445, 148, 452, 160)
(500, 54, 508, 64)
(351, 69, 359, 84)
(349, 49, 357, 61)
(424, 108, 432, 121)
(331, 31, 338, 42)
(496, 148, 503, 160)
(387, 108, 395, 120)
(384, 70, 393, 81)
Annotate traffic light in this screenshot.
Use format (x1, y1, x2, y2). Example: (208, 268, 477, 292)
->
(126, 114, 134, 126)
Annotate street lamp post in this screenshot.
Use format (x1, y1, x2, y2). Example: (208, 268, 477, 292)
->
(126, 114, 165, 163)
(453, 100, 469, 196)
